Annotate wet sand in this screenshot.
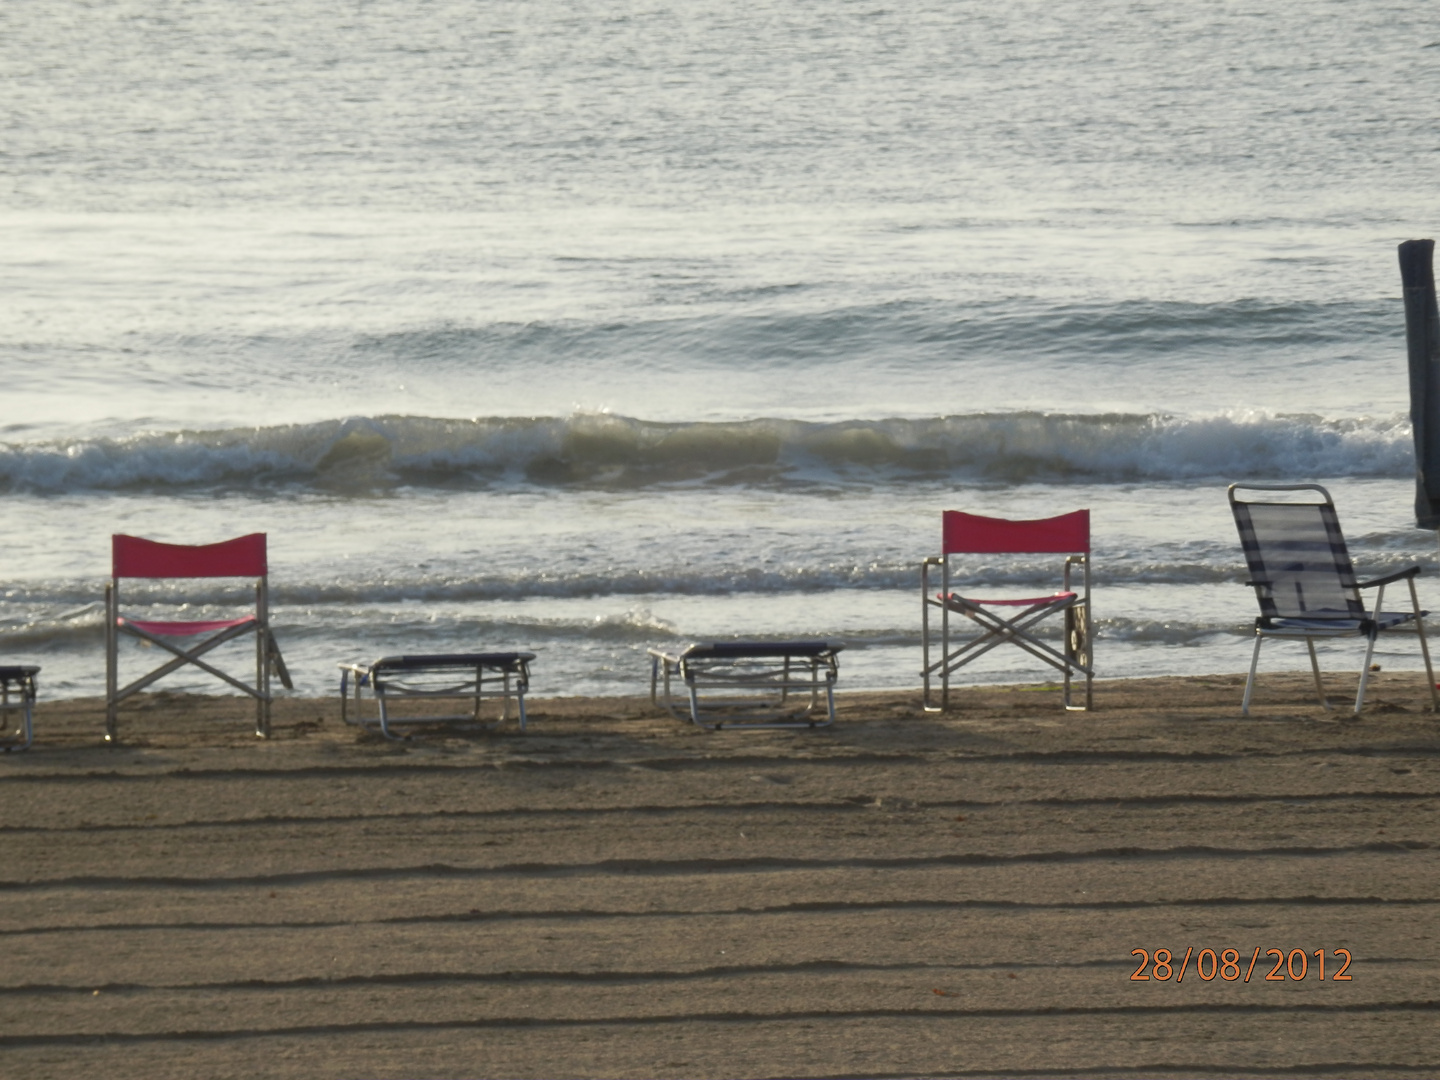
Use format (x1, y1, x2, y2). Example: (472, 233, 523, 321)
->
(2, 673, 1438, 1079)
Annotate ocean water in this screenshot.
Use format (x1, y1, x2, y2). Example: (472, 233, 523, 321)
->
(4, 0, 1440, 700)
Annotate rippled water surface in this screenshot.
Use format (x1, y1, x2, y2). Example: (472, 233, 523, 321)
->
(4, 1, 1439, 697)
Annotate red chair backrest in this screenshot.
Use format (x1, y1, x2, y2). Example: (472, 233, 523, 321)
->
(112, 534, 268, 578)
(942, 510, 1089, 555)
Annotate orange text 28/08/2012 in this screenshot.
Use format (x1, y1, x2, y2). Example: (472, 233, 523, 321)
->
(1130, 947, 1352, 983)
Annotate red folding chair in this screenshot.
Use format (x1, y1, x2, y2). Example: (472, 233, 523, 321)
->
(105, 533, 292, 741)
(921, 509, 1093, 711)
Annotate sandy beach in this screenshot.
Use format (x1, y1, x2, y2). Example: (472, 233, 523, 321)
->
(10, 1, 1440, 1076)
(1, 672, 1437, 1079)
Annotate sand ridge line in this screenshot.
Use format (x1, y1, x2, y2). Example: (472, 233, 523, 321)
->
(10, 741, 1440, 781)
(4, 952, 1433, 995)
(5, 892, 1440, 942)
(4, 840, 1437, 892)
(2, 788, 1437, 835)
(4, 997, 1440, 1049)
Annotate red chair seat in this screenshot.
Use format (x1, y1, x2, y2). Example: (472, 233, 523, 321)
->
(944, 592, 1076, 607)
(119, 616, 257, 637)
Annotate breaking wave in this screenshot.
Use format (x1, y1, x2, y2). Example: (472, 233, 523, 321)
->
(0, 409, 1413, 493)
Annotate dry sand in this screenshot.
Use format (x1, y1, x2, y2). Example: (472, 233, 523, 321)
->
(2, 671, 1438, 1079)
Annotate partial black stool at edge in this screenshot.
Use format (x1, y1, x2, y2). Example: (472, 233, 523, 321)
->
(0, 666, 40, 751)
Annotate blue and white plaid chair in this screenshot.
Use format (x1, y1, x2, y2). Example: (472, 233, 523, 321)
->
(1229, 483, 1438, 715)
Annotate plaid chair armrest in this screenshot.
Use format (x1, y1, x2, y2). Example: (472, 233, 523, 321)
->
(1356, 565, 1422, 590)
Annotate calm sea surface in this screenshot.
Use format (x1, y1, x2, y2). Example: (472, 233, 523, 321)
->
(4, 1, 1439, 698)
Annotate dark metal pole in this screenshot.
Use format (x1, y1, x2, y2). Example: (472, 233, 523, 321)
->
(1400, 239, 1440, 529)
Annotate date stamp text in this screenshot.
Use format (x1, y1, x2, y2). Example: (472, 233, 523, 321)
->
(1130, 947, 1352, 982)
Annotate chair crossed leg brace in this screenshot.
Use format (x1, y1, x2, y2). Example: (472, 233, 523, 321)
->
(922, 509, 1093, 711)
(105, 533, 292, 740)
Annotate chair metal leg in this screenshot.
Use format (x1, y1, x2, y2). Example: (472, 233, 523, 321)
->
(940, 559, 951, 712)
(256, 628, 268, 740)
(920, 560, 936, 711)
(268, 633, 293, 689)
(1306, 639, 1329, 710)
(1063, 602, 1092, 711)
(1242, 633, 1263, 716)
(1062, 606, 1074, 710)
(1355, 628, 1379, 715)
(255, 582, 271, 738)
(1082, 567, 1093, 711)
(104, 583, 119, 742)
(377, 692, 401, 740)
(515, 673, 528, 732)
(1408, 576, 1439, 712)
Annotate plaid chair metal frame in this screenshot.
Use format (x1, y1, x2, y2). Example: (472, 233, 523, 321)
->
(921, 509, 1093, 711)
(1229, 483, 1438, 715)
(105, 533, 292, 740)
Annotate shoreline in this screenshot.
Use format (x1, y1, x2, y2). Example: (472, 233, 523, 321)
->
(12, 669, 1440, 751)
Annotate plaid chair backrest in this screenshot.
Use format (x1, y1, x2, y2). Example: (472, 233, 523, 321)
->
(1231, 498, 1363, 620)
